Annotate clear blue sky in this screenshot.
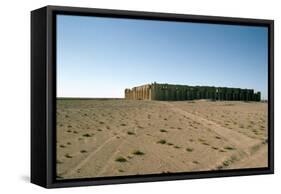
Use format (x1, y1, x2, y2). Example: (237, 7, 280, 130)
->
(57, 15, 268, 99)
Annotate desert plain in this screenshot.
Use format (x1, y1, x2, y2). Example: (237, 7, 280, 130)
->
(56, 99, 268, 179)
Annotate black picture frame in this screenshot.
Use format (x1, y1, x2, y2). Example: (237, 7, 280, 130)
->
(31, 5, 274, 188)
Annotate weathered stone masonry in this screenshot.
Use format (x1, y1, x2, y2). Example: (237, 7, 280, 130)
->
(125, 82, 261, 101)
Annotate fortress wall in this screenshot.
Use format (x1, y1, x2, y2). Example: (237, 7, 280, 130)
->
(125, 84, 152, 100)
(125, 83, 261, 101)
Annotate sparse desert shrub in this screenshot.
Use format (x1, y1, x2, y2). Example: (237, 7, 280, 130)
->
(192, 160, 199, 164)
(223, 161, 230, 166)
(157, 139, 167, 144)
(174, 145, 181, 149)
(80, 150, 87, 153)
(160, 129, 168, 133)
(186, 148, 194, 152)
(115, 156, 127, 162)
(82, 133, 92, 137)
(99, 121, 105, 124)
(127, 131, 135, 135)
(133, 150, 145, 155)
(64, 153, 73, 158)
(167, 142, 174, 146)
(120, 123, 127, 126)
(252, 129, 259, 135)
(224, 146, 236, 150)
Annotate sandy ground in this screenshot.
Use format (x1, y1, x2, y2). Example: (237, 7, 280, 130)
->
(56, 99, 268, 179)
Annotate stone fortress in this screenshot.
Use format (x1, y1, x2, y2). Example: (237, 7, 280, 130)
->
(125, 82, 261, 101)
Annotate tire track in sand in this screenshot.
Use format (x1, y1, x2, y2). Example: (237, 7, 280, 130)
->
(159, 102, 260, 154)
(96, 133, 188, 177)
(61, 131, 128, 178)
